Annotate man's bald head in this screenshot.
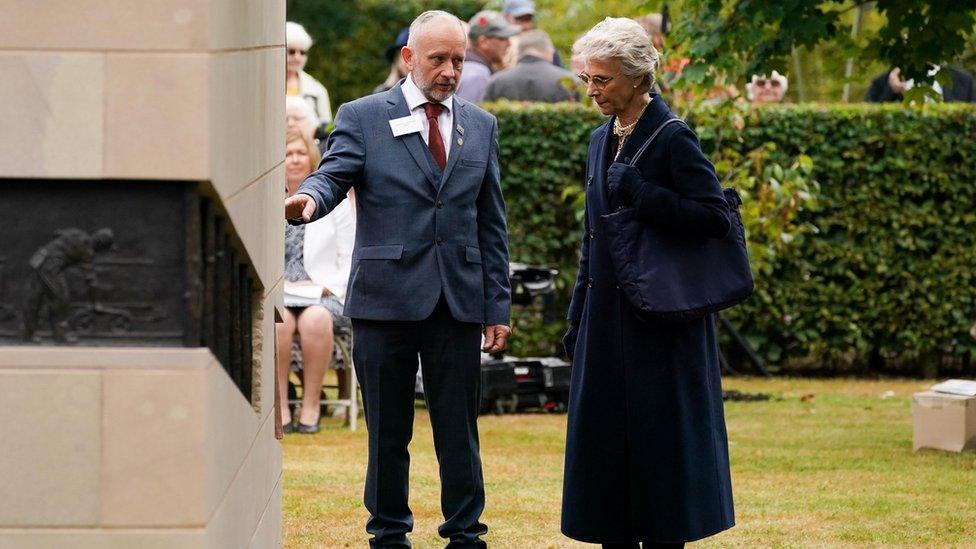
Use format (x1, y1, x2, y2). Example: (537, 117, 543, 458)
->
(407, 10, 466, 51)
(403, 10, 468, 102)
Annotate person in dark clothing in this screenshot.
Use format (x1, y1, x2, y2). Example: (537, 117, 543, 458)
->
(502, 0, 566, 68)
(866, 66, 976, 102)
(23, 228, 114, 343)
(561, 17, 735, 548)
(484, 29, 577, 102)
(455, 11, 520, 102)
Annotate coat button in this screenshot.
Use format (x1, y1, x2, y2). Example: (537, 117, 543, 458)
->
(587, 176, 593, 187)
(436, 236, 443, 245)
(587, 277, 593, 288)
(589, 229, 595, 239)
(437, 200, 443, 208)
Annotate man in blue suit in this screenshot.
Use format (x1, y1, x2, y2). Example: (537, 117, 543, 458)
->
(285, 10, 511, 548)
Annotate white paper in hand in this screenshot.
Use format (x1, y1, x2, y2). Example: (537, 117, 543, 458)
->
(284, 282, 324, 307)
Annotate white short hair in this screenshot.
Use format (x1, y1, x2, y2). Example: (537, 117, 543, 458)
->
(407, 10, 464, 50)
(573, 17, 660, 92)
(285, 95, 319, 126)
(286, 21, 313, 50)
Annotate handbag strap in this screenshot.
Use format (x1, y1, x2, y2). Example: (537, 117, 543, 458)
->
(628, 117, 687, 167)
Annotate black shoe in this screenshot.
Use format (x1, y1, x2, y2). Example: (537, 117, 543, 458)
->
(282, 420, 295, 434)
(297, 420, 320, 434)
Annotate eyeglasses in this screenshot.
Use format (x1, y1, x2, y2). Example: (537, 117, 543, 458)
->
(577, 72, 615, 90)
(287, 48, 308, 57)
(514, 14, 534, 23)
(754, 78, 781, 88)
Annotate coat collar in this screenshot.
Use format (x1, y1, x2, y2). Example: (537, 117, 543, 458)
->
(517, 54, 549, 65)
(594, 95, 672, 204)
(386, 80, 439, 191)
(400, 73, 453, 114)
(385, 80, 469, 194)
(614, 94, 672, 165)
(438, 96, 469, 190)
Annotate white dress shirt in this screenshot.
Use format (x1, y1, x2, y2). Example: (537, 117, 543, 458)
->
(400, 74, 454, 157)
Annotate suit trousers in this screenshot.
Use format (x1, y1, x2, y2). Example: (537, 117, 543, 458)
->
(352, 296, 487, 548)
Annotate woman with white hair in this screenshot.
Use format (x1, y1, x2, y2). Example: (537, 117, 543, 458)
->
(285, 95, 320, 141)
(562, 17, 735, 548)
(286, 21, 332, 136)
(746, 70, 788, 104)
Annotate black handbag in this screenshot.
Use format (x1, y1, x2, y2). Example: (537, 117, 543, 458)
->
(599, 118, 754, 322)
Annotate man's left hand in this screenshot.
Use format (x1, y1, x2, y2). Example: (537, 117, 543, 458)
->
(482, 324, 512, 354)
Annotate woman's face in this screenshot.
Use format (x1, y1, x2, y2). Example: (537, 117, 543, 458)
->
(751, 77, 785, 103)
(286, 44, 308, 74)
(285, 138, 312, 193)
(286, 104, 314, 136)
(581, 58, 643, 117)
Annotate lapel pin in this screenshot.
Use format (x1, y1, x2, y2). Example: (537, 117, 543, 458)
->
(457, 137, 463, 146)
(456, 124, 464, 135)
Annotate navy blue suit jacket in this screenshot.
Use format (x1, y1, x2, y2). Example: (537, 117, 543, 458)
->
(296, 82, 511, 325)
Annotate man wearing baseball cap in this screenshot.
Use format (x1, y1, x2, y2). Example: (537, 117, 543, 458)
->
(456, 11, 520, 102)
(502, 0, 536, 31)
(502, 0, 566, 69)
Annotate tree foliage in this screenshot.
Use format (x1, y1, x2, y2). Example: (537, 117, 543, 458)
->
(652, 0, 976, 96)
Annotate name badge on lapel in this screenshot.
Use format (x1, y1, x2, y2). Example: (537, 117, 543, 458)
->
(389, 114, 424, 137)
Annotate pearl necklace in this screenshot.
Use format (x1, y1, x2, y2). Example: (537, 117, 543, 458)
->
(613, 98, 652, 160)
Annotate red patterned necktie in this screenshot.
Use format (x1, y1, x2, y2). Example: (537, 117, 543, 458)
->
(422, 102, 447, 170)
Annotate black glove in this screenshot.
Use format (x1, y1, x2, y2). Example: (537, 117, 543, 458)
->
(562, 324, 579, 361)
(607, 162, 645, 205)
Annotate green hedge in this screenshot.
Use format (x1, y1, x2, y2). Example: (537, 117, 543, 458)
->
(489, 102, 976, 375)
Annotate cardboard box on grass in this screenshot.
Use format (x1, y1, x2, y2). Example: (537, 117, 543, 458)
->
(912, 380, 976, 452)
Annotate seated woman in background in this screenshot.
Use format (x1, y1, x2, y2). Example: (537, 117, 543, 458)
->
(277, 128, 355, 434)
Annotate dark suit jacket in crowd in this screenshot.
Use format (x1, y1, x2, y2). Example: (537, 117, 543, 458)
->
(866, 66, 976, 102)
(484, 55, 578, 103)
(296, 81, 511, 326)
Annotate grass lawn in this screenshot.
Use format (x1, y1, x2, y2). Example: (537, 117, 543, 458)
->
(282, 377, 976, 548)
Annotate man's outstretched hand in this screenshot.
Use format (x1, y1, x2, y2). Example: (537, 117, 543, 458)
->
(285, 193, 316, 223)
(482, 324, 512, 354)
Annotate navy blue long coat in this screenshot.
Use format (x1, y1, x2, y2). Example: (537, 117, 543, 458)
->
(560, 96, 735, 544)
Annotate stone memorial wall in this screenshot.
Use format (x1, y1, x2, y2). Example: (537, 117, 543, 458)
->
(0, 1, 286, 546)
